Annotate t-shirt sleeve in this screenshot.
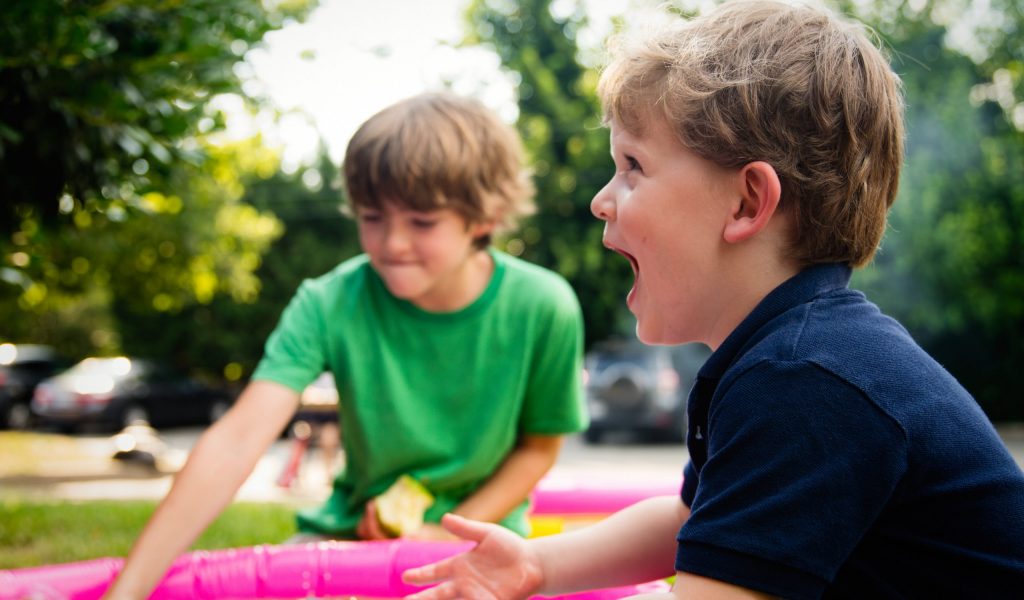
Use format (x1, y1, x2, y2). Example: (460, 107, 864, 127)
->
(518, 278, 588, 435)
(675, 360, 907, 599)
(251, 279, 329, 393)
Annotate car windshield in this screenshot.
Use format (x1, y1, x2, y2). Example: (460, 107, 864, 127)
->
(0, 343, 57, 366)
(66, 357, 137, 378)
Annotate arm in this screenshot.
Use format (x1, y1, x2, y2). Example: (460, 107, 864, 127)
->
(664, 574, 775, 600)
(454, 433, 562, 523)
(404, 498, 775, 600)
(404, 495, 687, 599)
(102, 380, 300, 600)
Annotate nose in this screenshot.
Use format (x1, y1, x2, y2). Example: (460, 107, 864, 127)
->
(383, 222, 411, 254)
(591, 181, 617, 222)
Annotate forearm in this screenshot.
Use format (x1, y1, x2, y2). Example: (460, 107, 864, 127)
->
(103, 382, 298, 599)
(534, 495, 688, 595)
(452, 434, 562, 523)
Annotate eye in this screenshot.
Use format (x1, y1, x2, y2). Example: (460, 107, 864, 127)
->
(358, 212, 383, 224)
(411, 218, 438, 229)
(625, 155, 642, 173)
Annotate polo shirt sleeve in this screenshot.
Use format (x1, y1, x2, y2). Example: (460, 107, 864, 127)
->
(682, 460, 698, 507)
(518, 277, 588, 435)
(251, 279, 329, 393)
(675, 359, 906, 600)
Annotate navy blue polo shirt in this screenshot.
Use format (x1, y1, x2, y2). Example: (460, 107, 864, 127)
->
(676, 264, 1024, 599)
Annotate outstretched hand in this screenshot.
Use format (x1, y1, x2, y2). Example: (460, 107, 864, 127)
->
(402, 513, 544, 600)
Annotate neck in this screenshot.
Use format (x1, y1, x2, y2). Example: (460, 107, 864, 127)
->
(705, 251, 800, 351)
(413, 249, 494, 312)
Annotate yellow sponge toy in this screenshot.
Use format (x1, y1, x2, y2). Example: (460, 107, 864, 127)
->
(376, 474, 435, 536)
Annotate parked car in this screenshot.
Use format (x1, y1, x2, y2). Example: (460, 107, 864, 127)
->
(31, 356, 233, 432)
(583, 338, 710, 444)
(0, 343, 71, 429)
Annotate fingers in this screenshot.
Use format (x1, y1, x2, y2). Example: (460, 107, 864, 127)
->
(402, 556, 454, 585)
(358, 500, 390, 540)
(404, 579, 458, 600)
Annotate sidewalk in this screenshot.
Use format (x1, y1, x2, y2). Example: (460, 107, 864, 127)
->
(3, 423, 1023, 504)
(0, 428, 331, 505)
(0, 426, 690, 505)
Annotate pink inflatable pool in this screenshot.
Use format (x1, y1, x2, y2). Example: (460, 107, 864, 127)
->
(530, 474, 682, 515)
(0, 540, 670, 600)
(2, 476, 681, 599)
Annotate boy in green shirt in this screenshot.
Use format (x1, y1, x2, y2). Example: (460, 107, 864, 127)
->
(103, 91, 588, 600)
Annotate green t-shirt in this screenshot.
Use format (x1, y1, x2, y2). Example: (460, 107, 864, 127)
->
(252, 249, 588, 537)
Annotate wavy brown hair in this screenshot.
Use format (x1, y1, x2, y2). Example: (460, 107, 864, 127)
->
(343, 92, 535, 248)
(598, 0, 905, 268)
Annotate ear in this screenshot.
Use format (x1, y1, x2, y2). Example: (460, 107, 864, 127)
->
(469, 219, 496, 239)
(722, 161, 782, 244)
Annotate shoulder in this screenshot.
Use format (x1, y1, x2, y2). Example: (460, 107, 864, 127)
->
(494, 251, 580, 309)
(723, 287, 974, 433)
(493, 252, 583, 329)
(734, 287, 938, 387)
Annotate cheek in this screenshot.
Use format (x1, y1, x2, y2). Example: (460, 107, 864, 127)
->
(357, 226, 382, 252)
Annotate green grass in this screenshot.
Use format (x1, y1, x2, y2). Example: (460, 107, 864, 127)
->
(0, 498, 297, 569)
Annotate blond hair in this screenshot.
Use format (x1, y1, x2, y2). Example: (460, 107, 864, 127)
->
(343, 92, 535, 247)
(598, 0, 905, 267)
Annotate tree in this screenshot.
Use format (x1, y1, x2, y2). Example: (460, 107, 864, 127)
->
(0, 0, 315, 236)
(841, 0, 1024, 420)
(0, 136, 285, 369)
(0, 0, 321, 373)
(465, 0, 634, 347)
(201, 149, 361, 381)
(106, 146, 359, 383)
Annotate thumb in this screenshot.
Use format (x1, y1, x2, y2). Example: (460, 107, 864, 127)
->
(439, 513, 493, 542)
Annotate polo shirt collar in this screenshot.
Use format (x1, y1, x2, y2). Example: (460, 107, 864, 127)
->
(699, 263, 852, 379)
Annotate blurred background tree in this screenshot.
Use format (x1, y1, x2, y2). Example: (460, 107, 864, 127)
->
(0, 0, 337, 382)
(842, 0, 1023, 420)
(0, 0, 314, 235)
(465, 0, 635, 347)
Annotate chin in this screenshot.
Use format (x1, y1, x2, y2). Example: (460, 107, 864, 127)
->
(383, 283, 424, 301)
(635, 321, 692, 347)
(634, 323, 667, 346)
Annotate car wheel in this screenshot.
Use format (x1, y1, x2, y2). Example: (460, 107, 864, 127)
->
(5, 403, 33, 430)
(208, 400, 230, 424)
(121, 404, 151, 428)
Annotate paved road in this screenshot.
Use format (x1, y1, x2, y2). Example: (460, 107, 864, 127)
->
(3, 423, 1022, 504)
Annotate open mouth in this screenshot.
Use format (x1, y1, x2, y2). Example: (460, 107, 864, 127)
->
(605, 242, 638, 276)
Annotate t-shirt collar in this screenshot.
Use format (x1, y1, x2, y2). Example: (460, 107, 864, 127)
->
(699, 263, 852, 379)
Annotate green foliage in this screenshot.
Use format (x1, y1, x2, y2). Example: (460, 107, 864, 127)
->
(0, 0, 316, 236)
(0, 137, 285, 370)
(116, 151, 362, 382)
(465, 0, 634, 347)
(0, 1, 324, 379)
(0, 498, 296, 568)
(842, 0, 1024, 419)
